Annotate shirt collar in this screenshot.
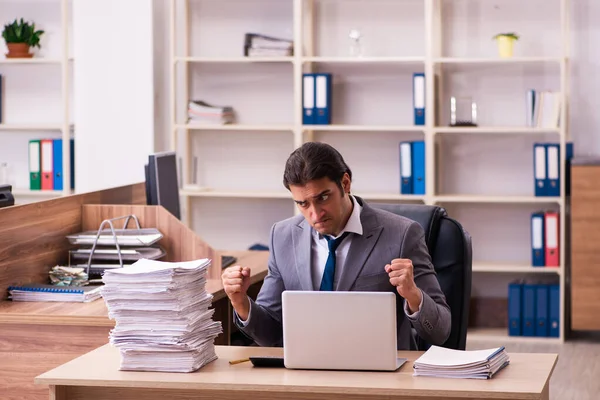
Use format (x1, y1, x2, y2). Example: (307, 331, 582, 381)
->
(315, 194, 363, 240)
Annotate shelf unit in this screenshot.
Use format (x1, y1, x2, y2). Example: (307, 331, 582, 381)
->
(170, 0, 570, 343)
(0, 0, 74, 201)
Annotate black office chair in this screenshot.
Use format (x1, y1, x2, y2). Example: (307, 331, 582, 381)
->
(372, 203, 472, 350)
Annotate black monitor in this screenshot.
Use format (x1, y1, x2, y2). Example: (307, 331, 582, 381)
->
(145, 151, 181, 220)
(0, 184, 15, 208)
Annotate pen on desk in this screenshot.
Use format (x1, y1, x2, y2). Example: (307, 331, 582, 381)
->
(229, 358, 250, 365)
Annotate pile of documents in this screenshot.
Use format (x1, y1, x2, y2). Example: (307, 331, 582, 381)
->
(101, 258, 222, 372)
(188, 100, 235, 125)
(413, 346, 510, 379)
(244, 33, 293, 57)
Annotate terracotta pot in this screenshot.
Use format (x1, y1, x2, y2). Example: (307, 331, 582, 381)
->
(6, 43, 32, 58)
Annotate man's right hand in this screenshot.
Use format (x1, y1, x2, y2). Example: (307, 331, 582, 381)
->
(222, 265, 252, 321)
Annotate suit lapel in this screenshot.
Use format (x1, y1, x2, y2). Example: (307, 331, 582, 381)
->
(292, 219, 314, 291)
(337, 199, 383, 291)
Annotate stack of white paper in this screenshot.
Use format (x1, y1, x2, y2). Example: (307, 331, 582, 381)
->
(413, 346, 510, 379)
(101, 258, 222, 372)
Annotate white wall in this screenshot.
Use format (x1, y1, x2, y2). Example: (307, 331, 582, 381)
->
(73, 0, 155, 193)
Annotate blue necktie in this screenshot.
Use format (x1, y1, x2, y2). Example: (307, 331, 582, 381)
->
(320, 232, 350, 291)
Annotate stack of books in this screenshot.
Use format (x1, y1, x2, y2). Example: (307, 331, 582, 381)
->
(244, 33, 293, 57)
(188, 100, 235, 125)
(100, 258, 222, 372)
(413, 346, 510, 379)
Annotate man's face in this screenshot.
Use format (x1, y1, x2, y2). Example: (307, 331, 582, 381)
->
(289, 174, 352, 237)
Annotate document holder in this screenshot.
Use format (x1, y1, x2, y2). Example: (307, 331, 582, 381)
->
(67, 214, 165, 276)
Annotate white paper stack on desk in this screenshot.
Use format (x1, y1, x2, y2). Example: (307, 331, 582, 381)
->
(101, 258, 222, 373)
(413, 346, 510, 379)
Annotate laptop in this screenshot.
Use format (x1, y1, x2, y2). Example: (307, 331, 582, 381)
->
(282, 291, 406, 371)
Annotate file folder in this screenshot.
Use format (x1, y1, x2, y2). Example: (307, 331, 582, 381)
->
(533, 143, 546, 196)
(544, 211, 559, 267)
(302, 73, 315, 124)
(315, 73, 332, 125)
(508, 282, 522, 336)
(29, 139, 41, 190)
(535, 284, 549, 337)
(531, 212, 545, 267)
(546, 143, 560, 197)
(548, 284, 560, 337)
(566, 141, 573, 196)
(413, 73, 425, 125)
(411, 141, 425, 195)
(53, 139, 63, 191)
(70, 138, 75, 189)
(41, 139, 54, 190)
(522, 283, 536, 336)
(399, 142, 412, 194)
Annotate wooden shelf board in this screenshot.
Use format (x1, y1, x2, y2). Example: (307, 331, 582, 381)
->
(467, 328, 562, 343)
(178, 124, 294, 131)
(434, 195, 563, 204)
(302, 125, 425, 132)
(473, 262, 561, 274)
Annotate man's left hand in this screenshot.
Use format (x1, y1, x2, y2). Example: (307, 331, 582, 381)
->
(385, 258, 423, 313)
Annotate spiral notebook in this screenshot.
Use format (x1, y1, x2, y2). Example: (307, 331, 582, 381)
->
(7, 283, 103, 303)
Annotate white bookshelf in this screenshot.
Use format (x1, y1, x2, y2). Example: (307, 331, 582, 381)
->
(170, 0, 570, 343)
(0, 0, 73, 201)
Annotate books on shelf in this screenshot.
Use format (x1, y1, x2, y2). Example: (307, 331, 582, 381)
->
(413, 346, 510, 379)
(188, 100, 235, 125)
(508, 281, 559, 338)
(243, 33, 293, 57)
(100, 258, 222, 372)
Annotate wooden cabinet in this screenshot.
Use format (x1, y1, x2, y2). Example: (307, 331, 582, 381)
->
(571, 161, 600, 330)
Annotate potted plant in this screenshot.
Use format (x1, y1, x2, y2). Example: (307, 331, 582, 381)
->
(2, 18, 44, 58)
(493, 32, 519, 58)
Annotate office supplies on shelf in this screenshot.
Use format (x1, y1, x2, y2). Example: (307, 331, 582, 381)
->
(531, 212, 545, 266)
(243, 33, 293, 57)
(508, 281, 522, 336)
(546, 143, 560, 197)
(413, 73, 425, 125)
(101, 258, 222, 372)
(398, 141, 425, 195)
(29, 139, 41, 190)
(449, 96, 477, 127)
(413, 346, 509, 379)
(315, 73, 332, 124)
(399, 142, 412, 194)
(507, 281, 559, 338)
(41, 139, 54, 190)
(302, 73, 332, 125)
(302, 73, 315, 124)
(187, 100, 235, 125)
(7, 283, 102, 303)
(52, 139, 63, 190)
(529, 90, 561, 128)
(533, 143, 547, 196)
(544, 211, 559, 267)
(348, 28, 364, 57)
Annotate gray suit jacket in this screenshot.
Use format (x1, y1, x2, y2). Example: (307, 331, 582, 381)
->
(234, 196, 451, 350)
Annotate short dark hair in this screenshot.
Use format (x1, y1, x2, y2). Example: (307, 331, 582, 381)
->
(283, 142, 352, 191)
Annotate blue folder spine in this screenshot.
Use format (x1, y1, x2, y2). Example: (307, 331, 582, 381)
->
(508, 282, 522, 336)
(411, 141, 425, 195)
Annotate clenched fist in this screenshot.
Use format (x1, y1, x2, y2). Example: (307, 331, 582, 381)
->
(222, 265, 252, 320)
(385, 258, 423, 313)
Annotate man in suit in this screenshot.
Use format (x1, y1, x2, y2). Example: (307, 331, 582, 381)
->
(222, 142, 451, 350)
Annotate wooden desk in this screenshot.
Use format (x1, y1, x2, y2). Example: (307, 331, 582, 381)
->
(0, 250, 268, 400)
(35, 345, 557, 400)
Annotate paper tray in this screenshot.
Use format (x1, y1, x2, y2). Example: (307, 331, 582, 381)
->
(70, 246, 166, 261)
(66, 228, 163, 247)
